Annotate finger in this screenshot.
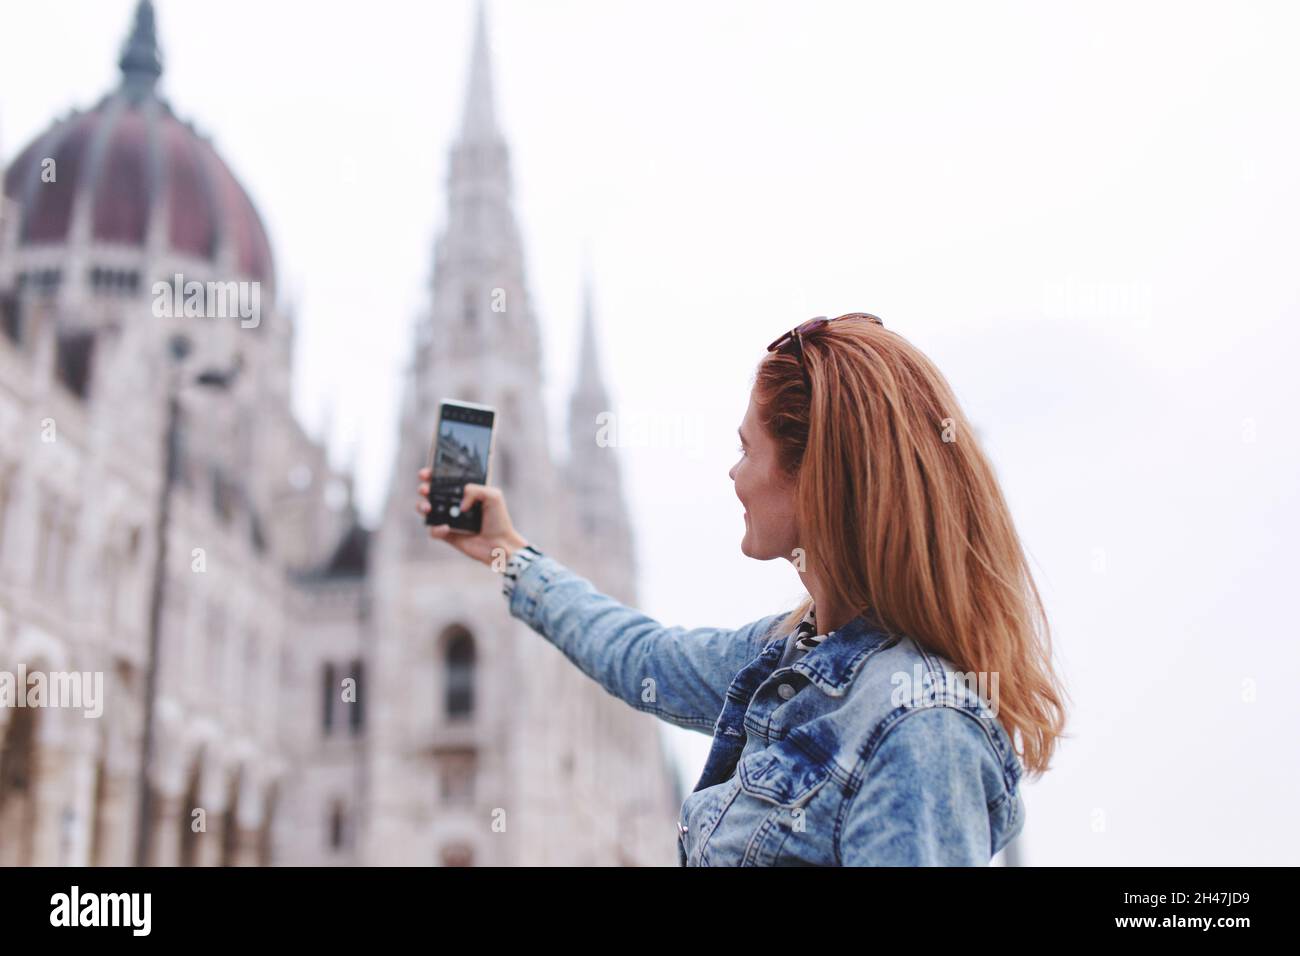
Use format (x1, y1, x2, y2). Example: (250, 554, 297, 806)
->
(416, 500, 431, 515)
(459, 482, 499, 509)
(418, 467, 431, 479)
(418, 482, 429, 496)
(428, 523, 451, 539)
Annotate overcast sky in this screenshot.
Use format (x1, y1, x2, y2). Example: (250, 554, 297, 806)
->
(3, 0, 1297, 864)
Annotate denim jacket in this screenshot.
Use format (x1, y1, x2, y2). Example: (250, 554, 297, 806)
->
(506, 552, 1025, 866)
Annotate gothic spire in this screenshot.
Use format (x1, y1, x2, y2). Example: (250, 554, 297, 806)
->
(459, 1, 500, 142)
(574, 271, 610, 403)
(565, 271, 638, 595)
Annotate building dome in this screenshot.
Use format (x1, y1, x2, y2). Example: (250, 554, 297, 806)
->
(2, 0, 274, 288)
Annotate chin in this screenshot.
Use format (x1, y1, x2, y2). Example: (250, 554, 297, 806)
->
(740, 527, 763, 558)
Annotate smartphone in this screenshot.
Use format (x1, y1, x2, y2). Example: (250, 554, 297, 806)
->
(425, 399, 497, 534)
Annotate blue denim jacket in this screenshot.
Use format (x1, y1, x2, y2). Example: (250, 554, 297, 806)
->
(507, 552, 1025, 866)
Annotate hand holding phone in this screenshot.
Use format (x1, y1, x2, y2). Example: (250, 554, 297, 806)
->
(416, 398, 530, 567)
(424, 399, 496, 533)
(416, 473, 528, 568)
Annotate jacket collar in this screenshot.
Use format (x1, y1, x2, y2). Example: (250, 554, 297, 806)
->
(787, 607, 899, 697)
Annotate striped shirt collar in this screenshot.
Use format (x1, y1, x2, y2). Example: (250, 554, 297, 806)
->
(792, 604, 825, 651)
(785, 606, 898, 697)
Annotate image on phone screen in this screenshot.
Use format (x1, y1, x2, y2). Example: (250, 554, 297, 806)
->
(435, 420, 490, 481)
(426, 400, 495, 532)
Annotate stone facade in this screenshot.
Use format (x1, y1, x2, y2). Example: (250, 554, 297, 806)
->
(0, 1, 678, 866)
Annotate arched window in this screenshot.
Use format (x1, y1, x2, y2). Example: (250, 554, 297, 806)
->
(322, 662, 336, 735)
(0, 706, 39, 865)
(220, 768, 241, 866)
(0, 290, 21, 344)
(55, 328, 96, 398)
(348, 658, 365, 735)
(441, 626, 476, 720)
(329, 799, 348, 851)
(178, 755, 202, 867)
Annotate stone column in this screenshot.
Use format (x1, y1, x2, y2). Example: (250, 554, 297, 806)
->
(235, 826, 261, 867)
(93, 771, 133, 866)
(30, 742, 66, 866)
(60, 743, 98, 866)
(148, 791, 183, 866)
(195, 807, 224, 867)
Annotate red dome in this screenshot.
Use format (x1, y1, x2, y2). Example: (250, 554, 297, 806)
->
(2, 1, 274, 286)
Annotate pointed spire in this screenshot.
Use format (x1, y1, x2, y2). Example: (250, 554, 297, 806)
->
(320, 394, 336, 458)
(574, 270, 610, 401)
(565, 267, 637, 592)
(459, 0, 501, 141)
(346, 432, 361, 507)
(118, 0, 163, 98)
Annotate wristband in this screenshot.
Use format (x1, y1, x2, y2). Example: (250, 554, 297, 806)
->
(501, 543, 543, 599)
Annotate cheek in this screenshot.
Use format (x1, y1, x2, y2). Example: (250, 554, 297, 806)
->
(733, 460, 752, 496)
(736, 465, 775, 514)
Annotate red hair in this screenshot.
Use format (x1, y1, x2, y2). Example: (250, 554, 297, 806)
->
(754, 317, 1069, 775)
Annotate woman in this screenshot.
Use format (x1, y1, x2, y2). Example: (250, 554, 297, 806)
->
(417, 312, 1068, 866)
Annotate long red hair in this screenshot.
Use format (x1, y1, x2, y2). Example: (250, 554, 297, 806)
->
(755, 316, 1069, 776)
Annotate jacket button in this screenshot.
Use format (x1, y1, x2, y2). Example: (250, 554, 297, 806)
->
(777, 682, 797, 700)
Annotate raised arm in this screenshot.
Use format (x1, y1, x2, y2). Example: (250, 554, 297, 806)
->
(506, 547, 786, 733)
(417, 471, 787, 733)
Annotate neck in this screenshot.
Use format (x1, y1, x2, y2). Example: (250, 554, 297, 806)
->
(798, 567, 858, 635)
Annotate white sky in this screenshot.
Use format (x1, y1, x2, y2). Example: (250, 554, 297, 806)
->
(3, 0, 1298, 865)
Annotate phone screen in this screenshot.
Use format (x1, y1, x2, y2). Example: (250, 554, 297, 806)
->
(426, 400, 495, 533)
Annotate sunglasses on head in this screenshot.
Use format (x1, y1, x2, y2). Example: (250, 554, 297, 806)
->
(766, 312, 885, 389)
